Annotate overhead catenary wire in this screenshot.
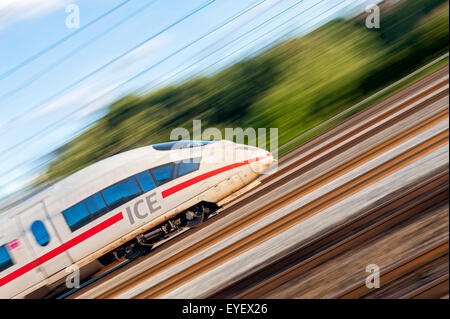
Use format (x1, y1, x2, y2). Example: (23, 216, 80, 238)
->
(141, 0, 332, 93)
(0, 0, 159, 104)
(0, 0, 280, 156)
(0, 0, 271, 176)
(0, 0, 355, 200)
(187, 0, 351, 79)
(0, 0, 346, 189)
(0, 0, 348, 165)
(160, 0, 286, 79)
(0, 0, 131, 82)
(0, 0, 217, 136)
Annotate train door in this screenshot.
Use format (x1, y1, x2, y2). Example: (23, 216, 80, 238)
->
(0, 216, 47, 298)
(17, 201, 72, 277)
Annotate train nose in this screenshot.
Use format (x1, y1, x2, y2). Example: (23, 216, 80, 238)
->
(232, 144, 274, 174)
(249, 150, 273, 173)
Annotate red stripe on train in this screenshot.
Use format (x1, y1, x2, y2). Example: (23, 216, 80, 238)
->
(161, 155, 267, 198)
(0, 212, 123, 288)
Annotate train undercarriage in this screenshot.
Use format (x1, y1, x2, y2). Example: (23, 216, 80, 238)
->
(98, 202, 219, 265)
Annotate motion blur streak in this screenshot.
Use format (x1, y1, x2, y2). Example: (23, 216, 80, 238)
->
(0, 0, 449, 300)
(32, 0, 450, 189)
(70, 65, 449, 299)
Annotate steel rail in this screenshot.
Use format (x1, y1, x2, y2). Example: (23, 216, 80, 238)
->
(132, 132, 449, 298)
(216, 170, 448, 298)
(87, 106, 448, 299)
(68, 65, 449, 299)
(331, 237, 449, 299)
(80, 107, 448, 298)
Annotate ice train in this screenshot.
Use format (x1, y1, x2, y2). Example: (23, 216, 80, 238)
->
(0, 140, 273, 298)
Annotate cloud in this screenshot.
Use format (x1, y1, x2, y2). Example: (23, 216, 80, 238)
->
(0, 0, 72, 31)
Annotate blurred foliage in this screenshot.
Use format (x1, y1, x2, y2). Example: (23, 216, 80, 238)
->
(376, 0, 447, 44)
(37, 0, 449, 185)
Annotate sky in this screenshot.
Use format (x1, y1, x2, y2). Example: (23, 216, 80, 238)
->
(0, 0, 379, 202)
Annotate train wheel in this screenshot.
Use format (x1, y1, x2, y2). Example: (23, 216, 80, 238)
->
(185, 206, 205, 228)
(124, 244, 145, 260)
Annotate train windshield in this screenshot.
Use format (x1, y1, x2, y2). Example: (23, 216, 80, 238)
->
(152, 140, 217, 151)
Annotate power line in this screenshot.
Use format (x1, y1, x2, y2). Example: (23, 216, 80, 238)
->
(0, 0, 354, 207)
(179, 0, 285, 64)
(188, 0, 349, 77)
(0, 0, 159, 104)
(1, 0, 334, 160)
(143, 0, 321, 93)
(0, 0, 263, 158)
(0, 0, 277, 185)
(0, 0, 131, 81)
(0, 0, 277, 195)
(104, 0, 306, 95)
(138, 0, 287, 93)
(0, 0, 349, 180)
(0, 0, 217, 135)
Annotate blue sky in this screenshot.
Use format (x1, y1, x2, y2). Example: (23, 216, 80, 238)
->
(0, 0, 378, 201)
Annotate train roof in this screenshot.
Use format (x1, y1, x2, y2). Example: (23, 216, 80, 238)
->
(52, 141, 219, 195)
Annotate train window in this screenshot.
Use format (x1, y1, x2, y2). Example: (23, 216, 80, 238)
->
(85, 193, 108, 217)
(31, 221, 50, 247)
(0, 245, 14, 272)
(153, 140, 217, 151)
(136, 170, 157, 192)
(177, 158, 201, 177)
(59, 156, 202, 232)
(101, 177, 142, 210)
(151, 163, 174, 185)
(63, 202, 92, 232)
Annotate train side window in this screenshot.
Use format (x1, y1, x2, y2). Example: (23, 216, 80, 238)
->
(151, 163, 174, 185)
(0, 245, 14, 272)
(31, 221, 50, 246)
(101, 177, 142, 210)
(177, 158, 200, 177)
(62, 202, 92, 232)
(85, 193, 108, 217)
(136, 170, 157, 192)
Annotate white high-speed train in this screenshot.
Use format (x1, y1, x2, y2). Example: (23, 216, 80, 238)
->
(0, 140, 272, 298)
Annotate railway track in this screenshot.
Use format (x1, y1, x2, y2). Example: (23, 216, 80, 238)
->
(69, 63, 449, 299)
(331, 237, 449, 299)
(401, 274, 449, 299)
(130, 131, 449, 299)
(210, 169, 448, 298)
